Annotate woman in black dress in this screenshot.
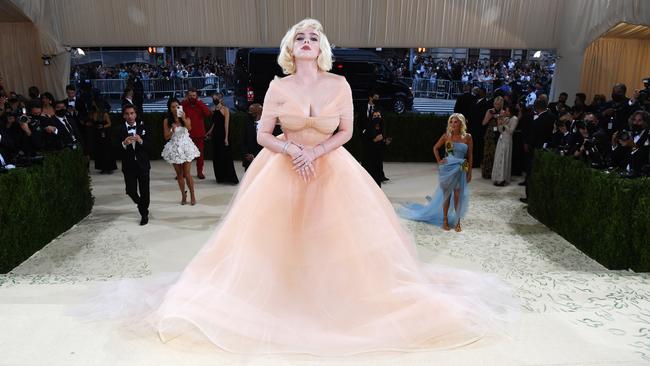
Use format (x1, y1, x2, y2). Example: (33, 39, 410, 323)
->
(90, 98, 117, 174)
(207, 92, 239, 184)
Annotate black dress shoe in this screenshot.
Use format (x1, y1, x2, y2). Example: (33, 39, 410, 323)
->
(519, 197, 528, 203)
(140, 216, 149, 225)
(518, 181, 527, 186)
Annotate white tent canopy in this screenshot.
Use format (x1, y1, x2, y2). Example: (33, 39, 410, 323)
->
(1, 0, 649, 100)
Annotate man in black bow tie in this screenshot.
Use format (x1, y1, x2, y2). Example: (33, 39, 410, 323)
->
(52, 100, 81, 148)
(119, 104, 151, 225)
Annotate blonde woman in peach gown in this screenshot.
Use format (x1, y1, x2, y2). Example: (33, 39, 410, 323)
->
(86, 18, 517, 356)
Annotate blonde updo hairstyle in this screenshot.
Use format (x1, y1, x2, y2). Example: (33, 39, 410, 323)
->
(278, 18, 333, 75)
(446, 113, 468, 137)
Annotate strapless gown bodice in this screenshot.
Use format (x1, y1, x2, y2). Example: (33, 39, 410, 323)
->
(278, 114, 340, 146)
(448, 142, 469, 160)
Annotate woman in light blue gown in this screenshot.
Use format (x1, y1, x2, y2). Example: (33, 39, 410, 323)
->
(398, 113, 473, 231)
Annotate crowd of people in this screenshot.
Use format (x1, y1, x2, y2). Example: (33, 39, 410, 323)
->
(0, 77, 262, 225)
(71, 56, 235, 83)
(413, 56, 554, 85)
(0, 84, 84, 171)
(452, 78, 650, 203)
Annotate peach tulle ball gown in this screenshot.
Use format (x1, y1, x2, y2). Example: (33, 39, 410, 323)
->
(77, 75, 517, 356)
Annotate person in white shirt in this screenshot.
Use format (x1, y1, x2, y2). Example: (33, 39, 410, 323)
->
(525, 85, 537, 107)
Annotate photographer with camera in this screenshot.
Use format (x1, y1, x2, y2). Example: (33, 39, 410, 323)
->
(573, 113, 609, 166)
(38, 103, 70, 152)
(601, 83, 634, 138)
(629, 78, 650, 113)
(610, 111, 650, 176)
(17, 100, 47, 155)
(0, 115, 17, 170)
(549, 119, 573, 155)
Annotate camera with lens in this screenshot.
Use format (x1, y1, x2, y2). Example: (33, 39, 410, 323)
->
(639, 89, 648, 103)
(617, 129, 631, 142)
(18, 114, 30, 124)
(557, 144, 571, 156)
(582, 137, 606, 168)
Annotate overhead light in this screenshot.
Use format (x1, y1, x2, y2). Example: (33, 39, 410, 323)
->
(71, 48, 86, 58)
(533, 50, 542, 58)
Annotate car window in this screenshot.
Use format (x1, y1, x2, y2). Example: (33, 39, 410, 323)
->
(374, 63, 392, 81)
(344, 62, 374, 74)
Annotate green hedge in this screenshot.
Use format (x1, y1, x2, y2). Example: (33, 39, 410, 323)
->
(0, 149, 93, 273)
(528, 151, 650, 272)
(108, 112, 449, 163)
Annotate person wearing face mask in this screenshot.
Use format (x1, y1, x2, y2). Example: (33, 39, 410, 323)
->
(365, 92, 380, 123)
(52, 99, 81, 150)
(573, 112, 609, 164)
(619, 111, 650, 173)
(181, 87, 212, 179)
(610, 112, 649, 176)
(629, 110, 650, 147)
(206, 92, 238, 184)
(361, 110, 388, 186)
(481, 96, 504, 179)
(601, 83, 634, 138)
(364, 92, 390, 182)
(242, 103, 264, 171)
(86, 98, 116, 174)
(27, 100, 64, 152)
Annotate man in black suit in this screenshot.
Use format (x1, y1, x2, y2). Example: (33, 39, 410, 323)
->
(454, 85, 477, 120)
(119, 104, 151, 225)
(242, 103, 264, 170)
(521, 98, 555, 202)
(611, 134, 649, 176)
(0, 126, 15, 168)
(52, 100, 81, 149)
(549, 119, 572, 151)
(469, 87, 491, 167)
(629, 110, 650, 151)
(601, 83, 635, 138)
(18, 100, 50, 153)
(363, 91, 389, 182)
(362, 110, 390, 187)
(611, 110, 650, 175)
(549, 92, 571, 116)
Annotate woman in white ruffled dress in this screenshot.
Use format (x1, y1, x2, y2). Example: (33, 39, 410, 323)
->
(162, 98, 201, 205)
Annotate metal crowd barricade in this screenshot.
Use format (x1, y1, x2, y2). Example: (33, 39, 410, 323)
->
(84, 76, 226, 99)
(435, 80, 450, 99)
(408, 78, 495, 100)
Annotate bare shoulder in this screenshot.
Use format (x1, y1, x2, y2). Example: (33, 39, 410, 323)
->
(324, 72, 351, 92)
(269, 75, 290, 88)
(465, 133, 473, 142)
(330, 72, 349, 86)
(323, 72, 345, 82)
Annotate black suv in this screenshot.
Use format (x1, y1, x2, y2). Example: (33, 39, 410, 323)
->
(234, 48, 413, 114)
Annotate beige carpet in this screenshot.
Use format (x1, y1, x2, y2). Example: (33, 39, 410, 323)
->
(1, 160, 649, 366)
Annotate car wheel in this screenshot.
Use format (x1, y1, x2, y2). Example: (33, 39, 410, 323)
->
(393, 97, 406, 114)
